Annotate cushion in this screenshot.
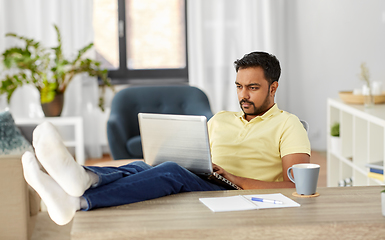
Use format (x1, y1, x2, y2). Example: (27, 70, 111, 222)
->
(0, 111, 33, 155)
(126, 135, 143, 158)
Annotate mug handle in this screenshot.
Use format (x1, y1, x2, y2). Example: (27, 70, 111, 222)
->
(287, 167, 295, 183)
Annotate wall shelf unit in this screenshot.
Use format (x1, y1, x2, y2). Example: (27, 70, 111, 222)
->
(327, 98, 385, 187)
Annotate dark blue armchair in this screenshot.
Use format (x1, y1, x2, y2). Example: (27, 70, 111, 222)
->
(107, 85, 213, 160)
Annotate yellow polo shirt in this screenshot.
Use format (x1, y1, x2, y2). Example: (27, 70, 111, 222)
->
(208, 104, 311, 182)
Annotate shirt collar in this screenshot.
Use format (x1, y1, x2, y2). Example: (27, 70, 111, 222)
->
(235, 103, 280, 122)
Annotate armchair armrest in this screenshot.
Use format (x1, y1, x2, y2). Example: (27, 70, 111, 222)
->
(107, 114, 132, 160)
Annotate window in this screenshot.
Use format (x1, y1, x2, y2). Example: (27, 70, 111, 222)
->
(93, 0, 188, 85)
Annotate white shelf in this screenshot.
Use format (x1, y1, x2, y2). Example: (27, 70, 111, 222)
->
(330, 151, 366, 175)
(327, 98, 385, 187)
(14, 116, 85, 165)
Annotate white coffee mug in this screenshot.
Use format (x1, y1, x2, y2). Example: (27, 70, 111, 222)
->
(287, 163, 320, 195)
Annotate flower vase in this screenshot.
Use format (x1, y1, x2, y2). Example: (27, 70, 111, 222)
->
(364, 93, 374, 108)
(363, 84, 374, 108)
(41, 93, 64, 117)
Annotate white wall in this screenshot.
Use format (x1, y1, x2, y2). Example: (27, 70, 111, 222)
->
(283, 0, 385, 150)
(102, 0, 385, 152)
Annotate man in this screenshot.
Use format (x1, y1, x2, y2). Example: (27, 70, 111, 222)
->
(21, 51, 310, 226)
(210, 51, 310, 189)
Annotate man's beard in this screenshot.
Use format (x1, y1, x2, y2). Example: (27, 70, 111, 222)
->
(240, 92, 271, 117)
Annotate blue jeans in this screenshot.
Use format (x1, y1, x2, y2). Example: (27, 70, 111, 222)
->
(82, 161, 227, 210)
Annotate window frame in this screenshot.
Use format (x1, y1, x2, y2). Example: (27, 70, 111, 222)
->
(105, 0, 189, 85)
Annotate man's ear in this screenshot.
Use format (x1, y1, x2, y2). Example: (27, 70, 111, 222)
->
(270, 81, 279, 96)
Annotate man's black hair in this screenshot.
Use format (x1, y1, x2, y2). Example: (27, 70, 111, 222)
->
(234, 51, 281, 85)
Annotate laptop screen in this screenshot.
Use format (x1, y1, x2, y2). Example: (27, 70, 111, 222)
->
(138, 113, 213, 175)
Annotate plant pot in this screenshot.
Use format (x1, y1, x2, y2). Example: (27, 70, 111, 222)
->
(382, 192, 385, 217)
(330, 136, 341, 155)
(41, 93, 64, 117)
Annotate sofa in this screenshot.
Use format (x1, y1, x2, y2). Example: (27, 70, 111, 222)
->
(0, 155, 40, 240)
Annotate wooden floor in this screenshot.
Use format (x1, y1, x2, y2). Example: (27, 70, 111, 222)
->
(84, 154, 115, 166)
(31, 151, 327, 240)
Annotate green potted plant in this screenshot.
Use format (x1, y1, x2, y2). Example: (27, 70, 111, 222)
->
(0, 24, 113, 116)
(330, 122, 340, 137)
(330, 122, 341, 154)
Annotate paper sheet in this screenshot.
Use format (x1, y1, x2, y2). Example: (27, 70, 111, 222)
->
(199, 193, 300, 212)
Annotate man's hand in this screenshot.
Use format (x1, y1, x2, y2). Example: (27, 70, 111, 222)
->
(212, 163, 237, 183)
(212, 153, 310, 190)
(212, 163, 224, 174)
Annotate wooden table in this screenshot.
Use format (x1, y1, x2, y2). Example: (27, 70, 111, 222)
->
(71, 186, 385, 240)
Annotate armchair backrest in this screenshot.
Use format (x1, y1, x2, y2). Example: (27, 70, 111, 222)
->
(107, 85, 213, 159)
(300, 120, 309, 132)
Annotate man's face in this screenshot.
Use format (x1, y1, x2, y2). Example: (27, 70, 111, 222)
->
(235, 67, 278, 121)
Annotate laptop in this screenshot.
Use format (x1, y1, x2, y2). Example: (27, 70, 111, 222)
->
(138, 113, 242, 190)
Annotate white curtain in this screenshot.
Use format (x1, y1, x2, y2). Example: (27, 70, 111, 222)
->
(187, 0, 288, 113)
(0, 0, 103, 158)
